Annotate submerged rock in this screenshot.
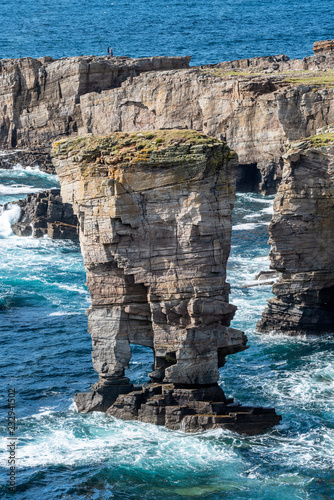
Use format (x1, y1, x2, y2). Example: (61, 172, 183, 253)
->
(257, 132, 334, 336)
(53, 130, 281, 434)
(9, 189, 78, 239)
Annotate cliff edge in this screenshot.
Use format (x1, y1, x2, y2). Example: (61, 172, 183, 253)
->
(3, 44, 334, 193)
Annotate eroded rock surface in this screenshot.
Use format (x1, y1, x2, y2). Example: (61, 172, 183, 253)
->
(3, 47, 334, 191)
(257, 131, 334, 335)
(9, 189, 78, 239)
(0, 55, 191, 149)
(0, 148, 54, 173)
(313, 39, 334, 55)
(52, 130, 281, 434)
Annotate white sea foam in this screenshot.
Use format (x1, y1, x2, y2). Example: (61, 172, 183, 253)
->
(0, 183, 45, 195)
(232, 222, 259, 230)
(0, 203, 21, 237)
(244, 204, 274, 220)
(238, 193, 275, 204)
(1, 411, 239, 470)
(56, 283, 88, 294)
(48, 311, 84, 316)
(0, 149, 26, 155)
(261, 203, 274, 215)
(11, 163, 59, 180)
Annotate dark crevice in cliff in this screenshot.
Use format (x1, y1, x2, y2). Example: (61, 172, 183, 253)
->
(236, 163, 261, 192)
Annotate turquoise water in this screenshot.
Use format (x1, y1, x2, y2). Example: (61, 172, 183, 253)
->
(1, 1, 334, 497)
(1, 0, 334, 64)
(0, 166, 333, 499)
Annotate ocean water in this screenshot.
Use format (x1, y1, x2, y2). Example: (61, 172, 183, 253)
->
(1, 1, 334, 498)
(1, 0, 334, 65)
(0, 165, 334, 500)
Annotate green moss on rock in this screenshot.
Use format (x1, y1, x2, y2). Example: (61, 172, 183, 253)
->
(52, 130, 231, 168)
(290, 131, 334, 150)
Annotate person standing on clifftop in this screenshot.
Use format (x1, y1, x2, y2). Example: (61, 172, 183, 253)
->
(107, 47, 113, 57)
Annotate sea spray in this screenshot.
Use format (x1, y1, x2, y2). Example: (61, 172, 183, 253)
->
(0, 203, 21, 238)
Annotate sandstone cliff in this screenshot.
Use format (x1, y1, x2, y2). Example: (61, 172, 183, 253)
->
(257, 130, 334, 335)
(0, 55, 190, 148)
(52, 130, 281, 434)
(313, 39, 334, 55)
(3, 47, 334, 192)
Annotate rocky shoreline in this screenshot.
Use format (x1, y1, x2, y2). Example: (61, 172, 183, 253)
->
(6, 189, 78, 239)
(2, 40, 334, 433)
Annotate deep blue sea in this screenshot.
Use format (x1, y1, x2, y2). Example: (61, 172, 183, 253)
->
(1, 0, 334, 64)
(1, 1, 334, 499)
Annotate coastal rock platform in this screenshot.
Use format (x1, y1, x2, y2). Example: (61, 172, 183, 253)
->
(9, 188, 79, 239)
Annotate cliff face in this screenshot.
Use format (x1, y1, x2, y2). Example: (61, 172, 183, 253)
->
(3, 49, 334, 193)
(257, 132, 334, 335)
(79, 68, 334, 193)
(0, 55, 190, 148)
(313, 39, 334, 55)
(52, 130, 281, 434)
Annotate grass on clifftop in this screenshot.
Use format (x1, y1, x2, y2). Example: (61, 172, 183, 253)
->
(283, 70, 334, 87)
(199, 67, 334, 89)
(53, 130, 228, 164)
(306, 132, 334, 147)
(290, 132, 334, 150)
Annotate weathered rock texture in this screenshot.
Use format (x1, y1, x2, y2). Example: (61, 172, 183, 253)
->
(3, 46, 334, 192)
(69, 50, 334, 194)
(0, 55, 190, 149)
(257, 131, 334, 335)
(9, 188, 78, 239)
(0, 148, 54, 173)
(313, 39, 334, 55)
(52, 130, 281, 434)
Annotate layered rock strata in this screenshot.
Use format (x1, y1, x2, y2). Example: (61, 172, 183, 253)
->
(313, 39, 334, 55)
(53, 130, 281, 434)
(70, 48, 334, 194)
(0, 55, 190, 149)
(257, 131, 334, 335)
(3, 45, 334, 191)
(9, 189, 78, 239)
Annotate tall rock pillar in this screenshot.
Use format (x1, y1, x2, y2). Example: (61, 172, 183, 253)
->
(258, 132, 334, 335)
(53, 130, 281, 434)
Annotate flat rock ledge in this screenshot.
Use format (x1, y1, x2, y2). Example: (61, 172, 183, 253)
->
(52, 130, 281, 434)
(257, 129, 334, 336)
(76, 382, 281, 436)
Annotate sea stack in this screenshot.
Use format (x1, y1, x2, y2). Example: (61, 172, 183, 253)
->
(257, 129, 334, 335)
(52, 130, 281, 434)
